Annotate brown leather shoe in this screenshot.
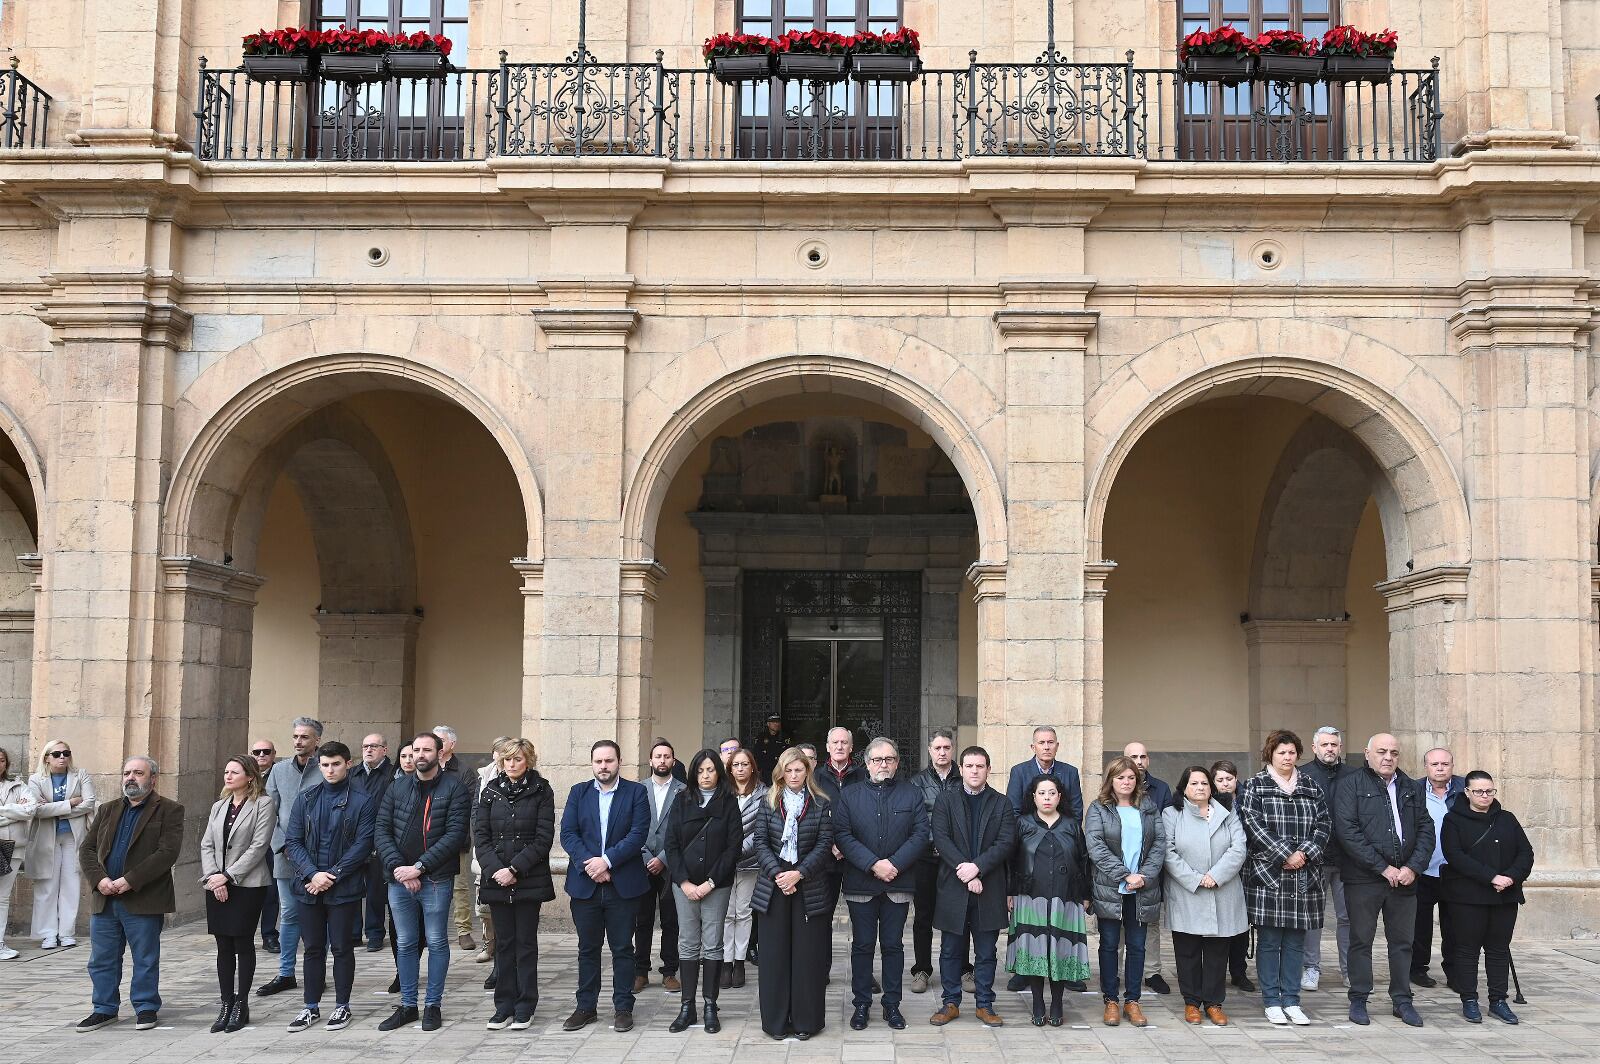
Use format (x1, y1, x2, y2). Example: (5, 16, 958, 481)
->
(975, 1007, 1003, 1028)
(1184, 1004, 1202, 1024)
(613, 1011, 634, 1033)
(1205, 1005, 1229, 1026)
(930, 1004, 959, 1026)
(1123, 1001, 1148, 1027)
(663, 974, 681, 993)
(633, 974, 648, 993)
(1102, 1000, 1120, 1026)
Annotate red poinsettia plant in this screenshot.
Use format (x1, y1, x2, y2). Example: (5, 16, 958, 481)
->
(774, 28, 853, 55)
(1320, 25, 1398, 58)
(1179, 24, 1259, 61)
(853, 27, 921, 55)
(319, 25, 394, 55)
(703, 32, 777, 61)
(388, 30, 454, 55)
(242, 27, 323, 56)
(1255, 29, 1317, 56)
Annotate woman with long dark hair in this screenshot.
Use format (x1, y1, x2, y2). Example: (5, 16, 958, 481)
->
(199, 754, 275, 1032)
(664, 748, 744, 1034)
(1006, 774, 1091, 1026)
(1209, 759, 1254, 991)
(751, 747, 834, 1040)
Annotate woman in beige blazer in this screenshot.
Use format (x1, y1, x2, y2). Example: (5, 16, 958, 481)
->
(200, 754, 275, 1033)
(26, 739, 96, 949)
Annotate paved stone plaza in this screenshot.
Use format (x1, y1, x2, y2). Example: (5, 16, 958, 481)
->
(1, 924, 1596, 1063)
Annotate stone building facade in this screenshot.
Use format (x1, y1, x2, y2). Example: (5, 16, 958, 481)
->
(0, 0, 1596, 934)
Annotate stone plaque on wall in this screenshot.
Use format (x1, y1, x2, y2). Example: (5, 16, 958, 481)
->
(741, 439, 798, 496)
(875, 445, 927, 496)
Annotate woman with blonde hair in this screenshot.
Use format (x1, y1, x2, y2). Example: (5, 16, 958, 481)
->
(199, 753, 275, 1032)
(0, 746, 38, 960)
(26, 738, 95, 950)
(473, 737, 554, 1030)
(751, 746, 833, 1040)
(721, 747, 763, 988)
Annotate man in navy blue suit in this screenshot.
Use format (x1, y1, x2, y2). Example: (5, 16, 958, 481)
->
(1004, 726, 1083, 821)
(560, 740, 650, 1034)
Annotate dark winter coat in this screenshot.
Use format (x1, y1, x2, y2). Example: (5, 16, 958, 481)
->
(472, 771, 556, 905)
(1439, 795, 1535, 907)
(1299, 756, 1352, 861)
(664, 787, 744, 888)
(1084, 797, 1165, 924)
(376, 770, 472, 881)
(910, 765, 960, 862)
(1011, 812, 1090, 903)
(284, 780, 376, 905)
(833, 777, 929, 896)
(930, 785, 1016, 933)
(1237, 768, 1329, 929)
(1334, 766, 1434, 886)
(751, 789, 835, 916)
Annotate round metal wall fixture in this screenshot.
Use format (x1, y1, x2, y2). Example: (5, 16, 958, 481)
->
(366, 245, 390, 267)
(1250, 239, 1285, 271)
(798, 240, 829, 270)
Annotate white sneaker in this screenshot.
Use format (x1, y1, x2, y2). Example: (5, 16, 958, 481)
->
(60, 937, 76, 948)
(0, 945, 19, 960)
(41, 934, 58, 950)
(1300, 967, 1320, 991)
(1284, 1005, 1311, 1025)
(1265, 1006, 1288, 1025)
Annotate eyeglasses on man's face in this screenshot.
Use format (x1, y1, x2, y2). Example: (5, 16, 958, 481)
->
(867, 755, 898, 765)
(362, 742, 386, 749)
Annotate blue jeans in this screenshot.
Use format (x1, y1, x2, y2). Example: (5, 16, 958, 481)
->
(389, 878, 454, 1007)
(1257, 925, 1306, 1008)
(1097, 894, 1147, 1003)
(941, 922, 998, 1008)
(572, 884, 639, 1014)
(88, 900, 163, 1017)
(847, 895, 909, 1008)
(274, 873, 302, 977)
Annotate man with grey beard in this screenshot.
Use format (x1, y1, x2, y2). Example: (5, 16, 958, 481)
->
(77, 757, 185, 1032)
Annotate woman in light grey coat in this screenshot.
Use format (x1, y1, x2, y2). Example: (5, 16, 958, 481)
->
(1162, 766, 1247, 1026)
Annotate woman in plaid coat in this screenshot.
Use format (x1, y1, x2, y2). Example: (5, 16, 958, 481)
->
(1238, 729, 1330, 1027)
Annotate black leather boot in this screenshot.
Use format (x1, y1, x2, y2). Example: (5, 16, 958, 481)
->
(211, 998, 234, 1033)
(702, 960, 723, 1033)
(225, 1000, 250, 1033)
(669, 962, 700, 1032)
(731, 960, 746, 988)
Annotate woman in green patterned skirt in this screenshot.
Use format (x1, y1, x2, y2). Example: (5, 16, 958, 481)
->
(1007, 774, 1092, 1026)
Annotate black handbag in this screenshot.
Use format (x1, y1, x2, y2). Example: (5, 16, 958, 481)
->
(0, 840, 14, 877)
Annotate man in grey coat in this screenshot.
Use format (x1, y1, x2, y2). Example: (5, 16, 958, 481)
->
(257, 717, 326, 997)
(634, 738, 685, 993)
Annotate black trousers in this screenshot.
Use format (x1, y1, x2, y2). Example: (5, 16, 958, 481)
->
(757, 883, 829, 1037)
(300, 900, 360, 1009)
(489, 900, 542, 1019)
(912, 859, 938, 975)
(1447, 901, 1517, 1003)
(634, 870, 679, 977)
(362, 855, 387, 944)
(214, 933, 255, 1000)
(1172, 931, 1229, 1007)
(574, 885, 639, 1014)
(1411, 873, 1456, 984)
(1346, 880, 1417, 1006)
(1228, 930, 1249, 979)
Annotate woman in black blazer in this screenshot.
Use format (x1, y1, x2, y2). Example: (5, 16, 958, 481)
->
(751, 746, 835, 1041)
(664, 749, 744, 1034)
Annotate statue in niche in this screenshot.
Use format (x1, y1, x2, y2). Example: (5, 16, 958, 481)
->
(822, 441, 846, 497)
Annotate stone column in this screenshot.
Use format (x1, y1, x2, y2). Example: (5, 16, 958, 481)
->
(1242, 619, 1352, 754)
(966, 562, 1006, 756)
(1081, 561, 1115, 792)
(512, 559, 545, 760)
(700, 564, 740, 750)
(74, 0, 187, 148)
(1453, 0, 1575, 151)
(618, 560, 666, 773)
(0, 607, 34, 763)
(921, 567, 962, 741)
(314, 611, 419, 744)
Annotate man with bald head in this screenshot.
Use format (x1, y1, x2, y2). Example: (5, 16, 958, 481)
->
(1122, 741, 1171, 995)
(1411, 746, 1464, 989)
(1334, 733, 1434, 1027)
(250, 739, 281, 953)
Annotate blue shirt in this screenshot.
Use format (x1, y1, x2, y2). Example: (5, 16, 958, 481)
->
(51, 774, 70, 834)
(1116, 806, 1143, 894)
(1425, 783, 1452, 877)
(595, 779, 618, 866)
(105, 799, 146, 879)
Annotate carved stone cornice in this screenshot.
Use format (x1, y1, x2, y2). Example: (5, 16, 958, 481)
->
(992, 306, 1100, 347)
(0, 608, 34, 633)
(1450, 274, 1595, 347)
(36, 269, 191, 348)
(1241, 618, 1352, 647)
(511, 558, 545, 597)
(312, 611, 421, 638)
(17, 553, 41, 593)
(532, 305, 639, 348)
(619, 559, 668, 602)
(1083, 561, 1117, 601)
(1375, 564, 1470, 613)
(966, 561, 1006, 604)
(160, 556, 265, 607)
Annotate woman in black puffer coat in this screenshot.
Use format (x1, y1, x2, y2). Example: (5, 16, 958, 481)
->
(473, 739, 554, 1030)
(751, 746, 835, 1041)
(664, 749, 744, 1034)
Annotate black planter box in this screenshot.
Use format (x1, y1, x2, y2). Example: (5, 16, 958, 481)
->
(1324, 55, 1394, 83)
(1255, 52, 1325, 83)
(243, 54, 316, 83)
(850, 54, 922, 83)
(320, 54, 388, 82)
(1182, 54, 1254, 85)
(776, 53, 849, 83)
(386, 51, 451, 78)
(710, 54, 773, 84)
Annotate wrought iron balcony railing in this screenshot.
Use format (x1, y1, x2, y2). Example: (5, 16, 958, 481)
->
(1, 58, 51, 149)
(194, 51, 1442, 165)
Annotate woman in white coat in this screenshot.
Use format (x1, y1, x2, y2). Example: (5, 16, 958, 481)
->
(1161, 765, 1247, 1027)
(0, 746, 39, 959)
(26, 739, 95, 949)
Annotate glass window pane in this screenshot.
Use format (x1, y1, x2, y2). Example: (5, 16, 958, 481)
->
(785, 0, 811, 15)
(361, 0, 389, 16)
(321, 0, 346, 17)
(744, 0, 773, 16)
(1303, 20, 1327, 39)
(401, 0, 429, 16)
(1181, 0, 1210, 11)
(1183, 19, 1210, 32)
(1261, 0, 1289, 12)
(1302, 0, 1329, 10)
(827, 18, 854, 33)
(1183, 82, 1210, 115)
(1263, 19, 1289, 31)
(453, 22, 467, 51)
(786, 18, 813, 31)
(869, 0, 897, 16)
(743, 19, 772, 35)
(867, 18, 897, 32)
(1221, 84, 1249, 115)
(826, 0, 852, 16)
(444, 0, 468, 15)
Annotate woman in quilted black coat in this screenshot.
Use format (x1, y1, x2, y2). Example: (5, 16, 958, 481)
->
(1237, 729, 1330, 1027)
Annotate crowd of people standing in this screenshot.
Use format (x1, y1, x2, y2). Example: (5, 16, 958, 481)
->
(0, 716, 1538, 1037)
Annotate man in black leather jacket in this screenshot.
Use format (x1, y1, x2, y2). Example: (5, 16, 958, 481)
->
(908, 729, 960, 994)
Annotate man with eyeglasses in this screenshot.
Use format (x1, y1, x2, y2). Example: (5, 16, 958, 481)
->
(718, 737, 742, 770)
(258, 718, 326, 998)
(833, 737, 929, 1031)
(352, 735, 394, 952)
(1412, 747, 1465, 991)
(250, 740, 281, 953)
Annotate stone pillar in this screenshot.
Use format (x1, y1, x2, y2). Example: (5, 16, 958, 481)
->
(967, 562, 1006, 756)
(1242, 619, 1352, 754)
(73, 0, 187, 148)
(921, 567, 962, 742)
(0, 607, 34, 763)
(314, 611, 419, 744)
(618, 560, 666, 773)
(512, 559, 545, 762)
(1453, 0, 1575, 151)
(1081, 561, 1115, 792)
(700, 564, 739, 750)
(1376, 566, 1470, 767)
(531, 301, 637, 795)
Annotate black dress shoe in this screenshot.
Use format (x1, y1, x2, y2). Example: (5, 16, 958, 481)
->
(262, 938, 280, 954)
(422, 1005, 442, 1032)
(668, 1002, 697, 1033)
(1231, 974, 1256, 992)
(366, 939, 385, 953)
(796, 1031, 811, 1040)
(703, 1003, 721, 1034)
(256, 975, 296, 997)
(1411, 972, 1438, 988)
(870, 977, 882, 993)
(882, 1006, 906, 1030)
(484, 973, 497, 991)
(850, 1005, 870, 1030)
(613, 1011, 634, 1033)
(378, 1005, 419, 1031)
(1144, 974, 1171, 995)
(562, 1008, 597, 1032)
(387, 978, 401, 994)
(1065, 979, 1087, 993)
